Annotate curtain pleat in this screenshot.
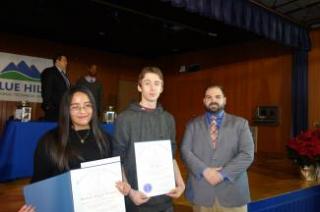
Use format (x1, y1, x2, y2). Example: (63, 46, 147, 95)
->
(292, 50, 308, 136)
(161, 0, 310, 50)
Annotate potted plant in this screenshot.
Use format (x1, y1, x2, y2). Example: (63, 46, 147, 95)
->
(287, 128, 320, 181)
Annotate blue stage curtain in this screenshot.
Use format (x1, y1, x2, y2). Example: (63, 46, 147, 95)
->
(292, 50, 308, 136)
(162, 0, 310, 134)
(161, 0, 311, 50)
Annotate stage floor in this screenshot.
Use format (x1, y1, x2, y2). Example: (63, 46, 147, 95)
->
(0, 155, 318, 211)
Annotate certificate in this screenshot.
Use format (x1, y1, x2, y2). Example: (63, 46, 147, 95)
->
(72, 157, 125, 212)
(134, 140, 175, 197)
(81, 156, 121, 168)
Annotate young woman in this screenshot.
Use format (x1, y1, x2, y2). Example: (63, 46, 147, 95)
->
(32, 85, 112, 182)
(19, 86, 130, 212)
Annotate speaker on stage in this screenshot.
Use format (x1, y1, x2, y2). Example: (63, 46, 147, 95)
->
(254, 106, 279, 125)
(179, 64, 201, 73)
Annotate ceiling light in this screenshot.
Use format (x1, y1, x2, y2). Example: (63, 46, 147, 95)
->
(208, 32, 218, 37)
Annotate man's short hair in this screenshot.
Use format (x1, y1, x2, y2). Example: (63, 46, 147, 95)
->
(53, 54, 66, 63)
(205, 85, 226, 96)
(138, 66, 164, 85)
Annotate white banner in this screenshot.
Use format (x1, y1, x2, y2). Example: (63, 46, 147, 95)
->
(0, 52, 53, 103)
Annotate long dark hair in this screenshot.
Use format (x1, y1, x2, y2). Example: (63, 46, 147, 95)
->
(48, 86, 109, 170)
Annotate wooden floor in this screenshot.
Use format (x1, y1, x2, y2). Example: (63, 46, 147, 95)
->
(0, 155, 318, 212)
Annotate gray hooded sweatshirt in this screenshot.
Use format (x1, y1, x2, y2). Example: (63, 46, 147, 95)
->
(112, 102, 176, 212)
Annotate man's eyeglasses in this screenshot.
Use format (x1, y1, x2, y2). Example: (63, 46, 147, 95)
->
(70, 103, 93, 112)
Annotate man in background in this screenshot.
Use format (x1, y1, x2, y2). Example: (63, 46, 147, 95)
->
(181, 85, 254, 212)
(41, 54, 70, 121)
(76, 64, 103, 116)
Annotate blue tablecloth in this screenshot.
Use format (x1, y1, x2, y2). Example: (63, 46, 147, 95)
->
(0, 120, 113, 182)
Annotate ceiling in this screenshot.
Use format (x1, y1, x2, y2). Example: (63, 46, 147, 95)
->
(251, 0, 320, 28)
(1, 0, 318, 58)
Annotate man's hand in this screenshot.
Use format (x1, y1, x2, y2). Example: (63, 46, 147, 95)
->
(203, 167, 223, 185)
(166, 159, 186, 198)
(128, 189, 150, 206)
(166, 178, 185, 198)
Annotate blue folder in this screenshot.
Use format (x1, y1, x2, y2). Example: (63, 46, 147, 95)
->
(24, 172, 74, 212)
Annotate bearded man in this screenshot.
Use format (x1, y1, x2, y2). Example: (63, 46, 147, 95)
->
(180, 85, 254, 212)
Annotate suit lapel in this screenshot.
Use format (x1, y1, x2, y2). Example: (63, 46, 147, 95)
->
(55, 67, 70, 88)
(218, 113, 231, 145)
(220, 113, 230, 129)
(199, 115, 216, 149)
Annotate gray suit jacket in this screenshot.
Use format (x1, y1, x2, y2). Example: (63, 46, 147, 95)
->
(181, 113, 254, 207)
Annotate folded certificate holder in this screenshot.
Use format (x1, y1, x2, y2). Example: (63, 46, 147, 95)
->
(24, 157, 125, 212)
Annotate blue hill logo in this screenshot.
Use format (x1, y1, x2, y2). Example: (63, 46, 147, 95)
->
(0, 61, 41, 82)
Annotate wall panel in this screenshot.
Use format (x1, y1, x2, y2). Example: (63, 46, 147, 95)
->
(159, 41, 292, 155)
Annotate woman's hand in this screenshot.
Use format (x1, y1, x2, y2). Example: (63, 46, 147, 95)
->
(18, 205, 35, 212)
(128, 189, 150, 205)
(115, 181, 131, 196)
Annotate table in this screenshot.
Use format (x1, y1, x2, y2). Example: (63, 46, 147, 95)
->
(0, 121, 113, 182)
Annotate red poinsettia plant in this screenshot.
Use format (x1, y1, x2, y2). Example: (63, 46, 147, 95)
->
(287, 128, 320, 167)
